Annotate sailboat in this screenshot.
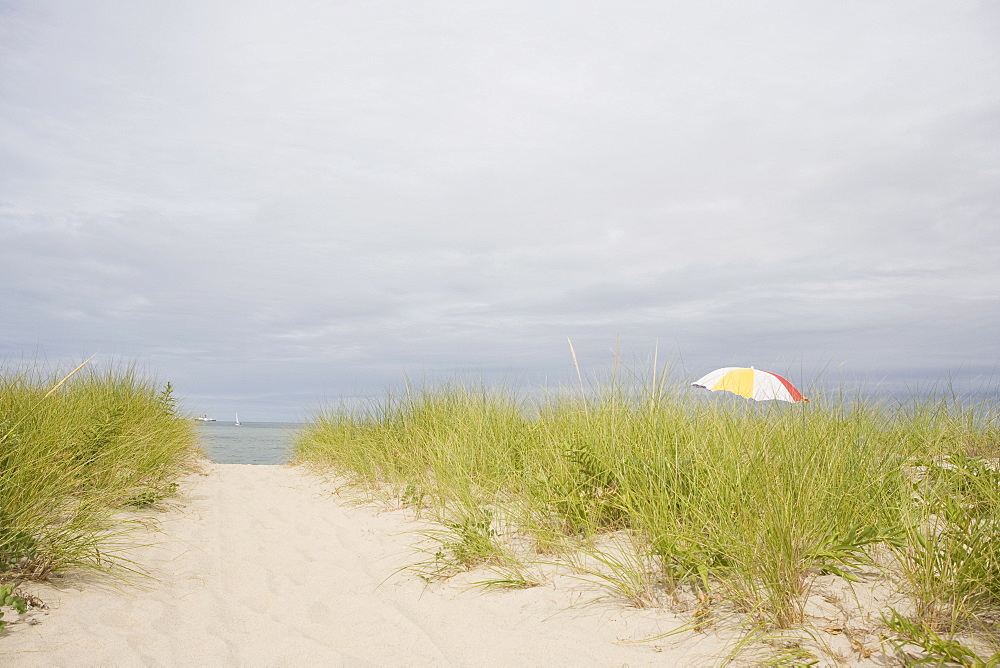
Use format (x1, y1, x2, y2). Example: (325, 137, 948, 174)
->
(235, 411, 242, 427)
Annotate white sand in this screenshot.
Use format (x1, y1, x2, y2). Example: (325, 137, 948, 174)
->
(1, 463, 728, 666)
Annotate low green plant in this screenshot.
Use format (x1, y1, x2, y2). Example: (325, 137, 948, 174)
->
(0, 585, 28, 632)
(443, 509, 501, 570)
(883, 608, 1000, 666)
(124, 482, 180, 508)
(415, 505, 514, 578)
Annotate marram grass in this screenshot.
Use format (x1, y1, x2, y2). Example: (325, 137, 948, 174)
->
(296, 371, 1000, 659)
(0, 361, 198, 579)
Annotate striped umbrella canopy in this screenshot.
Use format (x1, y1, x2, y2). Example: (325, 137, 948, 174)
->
(691, 366, 808, 403)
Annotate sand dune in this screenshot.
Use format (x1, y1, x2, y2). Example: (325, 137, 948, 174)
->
(2, 463, 726, 666)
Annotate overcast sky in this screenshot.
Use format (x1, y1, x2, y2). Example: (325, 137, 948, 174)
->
(2, 1, 998, 421)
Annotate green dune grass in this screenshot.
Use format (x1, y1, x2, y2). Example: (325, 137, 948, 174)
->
(0, 360, 198, 580)
(296, 368, 1000, 661)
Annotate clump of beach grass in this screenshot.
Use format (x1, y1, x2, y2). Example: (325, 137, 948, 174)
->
(0, 359, 198, 580)
(295, 361, 999, 662)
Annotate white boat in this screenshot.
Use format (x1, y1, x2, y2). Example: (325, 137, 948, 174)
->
(235, 411, 242, 427)
(194, 414, 216, 422)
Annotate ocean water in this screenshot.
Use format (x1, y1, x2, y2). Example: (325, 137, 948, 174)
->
(194, 421, 304, 465)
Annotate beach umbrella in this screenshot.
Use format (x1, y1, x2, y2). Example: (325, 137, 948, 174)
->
(691, 367, 808, 403)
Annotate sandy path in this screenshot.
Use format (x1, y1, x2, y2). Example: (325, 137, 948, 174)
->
(1, 464, 724, 666)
